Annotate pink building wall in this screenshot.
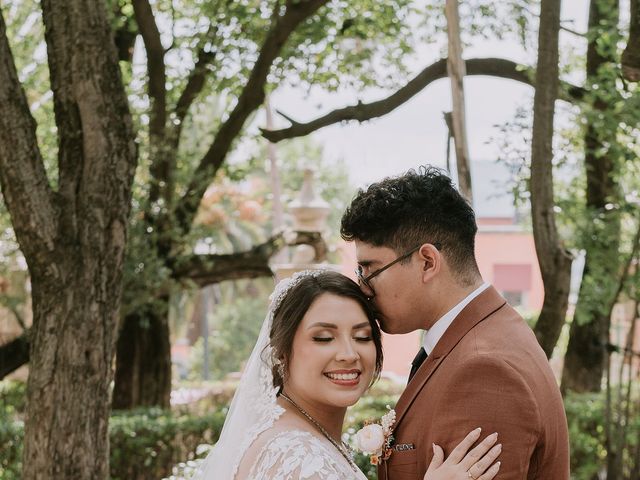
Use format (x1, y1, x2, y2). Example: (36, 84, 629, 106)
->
(475, 227, 544, 312)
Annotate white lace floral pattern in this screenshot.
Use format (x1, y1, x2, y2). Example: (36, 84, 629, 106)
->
(246, 430, 367, 480)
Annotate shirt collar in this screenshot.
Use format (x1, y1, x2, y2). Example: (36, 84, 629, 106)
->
(422, 282, 490, 355)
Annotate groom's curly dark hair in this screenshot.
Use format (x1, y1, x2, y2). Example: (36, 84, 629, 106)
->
(341, 165, 480, 284)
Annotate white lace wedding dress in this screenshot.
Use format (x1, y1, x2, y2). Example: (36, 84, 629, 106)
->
(241, 429, 368, 480)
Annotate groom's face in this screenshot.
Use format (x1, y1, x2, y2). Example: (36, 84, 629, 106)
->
(355, 241, 425, 334)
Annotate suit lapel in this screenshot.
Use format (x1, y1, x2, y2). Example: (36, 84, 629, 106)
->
(392, 286, 507, 428)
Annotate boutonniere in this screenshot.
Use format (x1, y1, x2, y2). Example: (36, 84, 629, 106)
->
(353, 407, 396, 465)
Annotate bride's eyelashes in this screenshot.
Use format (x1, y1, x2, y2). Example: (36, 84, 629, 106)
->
(312, 337, 333, 342)
(311, 335, 373, 343)
(355, 335, 373, 342)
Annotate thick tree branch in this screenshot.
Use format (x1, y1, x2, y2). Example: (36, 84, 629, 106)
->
(261, 57, 586, 143)
(0, 11, 57, 266)
(132, 0, 166, 139)
(173, 0, 330, 235)
(171, 230, 328, 287)
(133, 0, 170, 208)
(172, 44, 218, 148)
(621, 0, 640, 81)
(0, 331, 29, 380)
(172, 233, 287, 286)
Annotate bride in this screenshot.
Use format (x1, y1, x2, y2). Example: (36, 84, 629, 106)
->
(194, 270, 501, 480)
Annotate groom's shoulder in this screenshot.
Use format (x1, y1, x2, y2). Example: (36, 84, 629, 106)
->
(472, 301, 537, 345)
(456, 306, 553, 374)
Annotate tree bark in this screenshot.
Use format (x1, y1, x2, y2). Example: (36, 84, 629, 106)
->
(0, 1, 137, 478)
(445, 0, 473, 203)
(530, 0, 573, 359)
(562, 0, 622, 394)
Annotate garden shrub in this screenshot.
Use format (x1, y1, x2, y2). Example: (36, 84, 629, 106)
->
(109, 407, 226, 480)
(0, 408, 23, 480)
(0, 395, 226, 480)
(565, 390, 640, 480)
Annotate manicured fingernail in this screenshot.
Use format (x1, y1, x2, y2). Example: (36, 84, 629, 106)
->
(474, 427, 482, 434)
(497, 461, 501, 468)
(491, 432, 499, 439)
(496, 443, 502, 451)
(432, 443, 437, 454)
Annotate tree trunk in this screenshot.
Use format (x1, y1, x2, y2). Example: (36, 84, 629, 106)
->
(445, 0, 473, 203)
(25, 256, 127, 479)
(113, 233, 286, 407)
(0, 1, 137, 477)
(113, 298, 172, 409)
(530, 0, 573, 359)
(562, 0, 622, 394)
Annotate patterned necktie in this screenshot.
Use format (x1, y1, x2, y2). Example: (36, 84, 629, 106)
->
(408, 347, 428, 383)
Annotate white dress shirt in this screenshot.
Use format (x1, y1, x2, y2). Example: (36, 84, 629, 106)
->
(422, 283, 490, 355)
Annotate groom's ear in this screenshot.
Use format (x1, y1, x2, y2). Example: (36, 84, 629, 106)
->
(418, 244, 441, 282)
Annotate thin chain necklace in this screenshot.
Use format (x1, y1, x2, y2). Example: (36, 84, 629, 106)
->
(279, 392, 359, 472)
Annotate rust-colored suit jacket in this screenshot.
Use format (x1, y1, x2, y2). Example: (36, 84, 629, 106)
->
(379, 287, 569, 480)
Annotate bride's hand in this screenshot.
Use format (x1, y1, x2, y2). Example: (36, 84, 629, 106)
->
(423, 428, 501, 480)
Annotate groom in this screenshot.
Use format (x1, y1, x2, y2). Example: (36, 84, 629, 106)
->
(341, 166, 570, 479)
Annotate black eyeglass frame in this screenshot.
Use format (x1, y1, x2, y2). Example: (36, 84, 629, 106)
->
(355, 242, 441, 299)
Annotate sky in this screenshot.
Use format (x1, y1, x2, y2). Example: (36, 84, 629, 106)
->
(265, 1, 591, 214)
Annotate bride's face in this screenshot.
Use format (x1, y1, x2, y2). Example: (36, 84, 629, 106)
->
(285, 292, 377, 409)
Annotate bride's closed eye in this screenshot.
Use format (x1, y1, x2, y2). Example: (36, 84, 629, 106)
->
(311, 335, 372, 343)
(312, 336, 333, 342)
(354, 335, 373, 342)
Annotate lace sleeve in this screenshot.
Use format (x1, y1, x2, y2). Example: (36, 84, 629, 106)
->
(246, 430, 363, 480)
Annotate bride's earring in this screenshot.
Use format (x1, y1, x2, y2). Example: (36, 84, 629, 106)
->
(274, 357, 286, 381)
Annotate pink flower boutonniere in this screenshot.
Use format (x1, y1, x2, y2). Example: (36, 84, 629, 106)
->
(353, 407, 396, 465)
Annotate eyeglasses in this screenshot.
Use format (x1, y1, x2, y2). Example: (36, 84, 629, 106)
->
(356, 244, 439, 299)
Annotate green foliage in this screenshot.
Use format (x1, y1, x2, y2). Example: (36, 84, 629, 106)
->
(564, 393, 608, 480)
(0, 382, 24, 480)
(0, 413, 22, 480)
(0, 380, 26, 414)
(120, 214, 177, 319)
(275, 0, 416, 91)
(563, 389, 640, 480)
(420, 0, 538, 54)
